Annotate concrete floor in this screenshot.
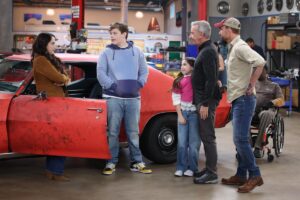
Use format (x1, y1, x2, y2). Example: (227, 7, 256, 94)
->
(1, 111, 300, 200)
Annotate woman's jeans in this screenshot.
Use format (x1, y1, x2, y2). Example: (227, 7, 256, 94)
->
(106, 97, 143, 164)
(232, 95, 261, 178)
(176, 110, 201, 172)
(46, 156, 66, 175)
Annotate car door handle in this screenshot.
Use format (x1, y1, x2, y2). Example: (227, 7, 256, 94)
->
(87, 108, 103, 113)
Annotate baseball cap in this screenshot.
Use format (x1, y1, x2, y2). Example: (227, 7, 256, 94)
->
(214, 17, 241, 30)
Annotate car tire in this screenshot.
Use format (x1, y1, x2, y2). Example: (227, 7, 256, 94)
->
(140, 114, 177, 164)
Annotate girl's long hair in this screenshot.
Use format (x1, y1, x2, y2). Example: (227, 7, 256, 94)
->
(31, 33, 65, 74)
(172, 57, 196, 90)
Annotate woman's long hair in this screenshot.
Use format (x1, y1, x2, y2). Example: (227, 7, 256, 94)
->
(172, 57, 195, 90)
(31, 33, 65, 74)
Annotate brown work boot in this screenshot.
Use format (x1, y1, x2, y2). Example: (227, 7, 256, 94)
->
(46, 171, 70, 182)
(221, 175, 247, 186)
(238, 176, 263, 193)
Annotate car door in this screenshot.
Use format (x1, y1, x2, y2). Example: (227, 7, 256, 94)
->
(0, 93, 14, 153)
(7, 95, 110, 159)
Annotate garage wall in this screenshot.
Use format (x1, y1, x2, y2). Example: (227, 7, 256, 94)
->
(246, 0, 299, 16)
(13, 7, 164, 33)
(208, 0, 240, 17)
(0, 0, 13, 52)
(87, 9, 164, 33)
(164, 0, 300, 45)
(209, 15, 267, 47)
(210, 0, 300, 49)
(209, 0, 264, 43)
(164, 0, 193, 35)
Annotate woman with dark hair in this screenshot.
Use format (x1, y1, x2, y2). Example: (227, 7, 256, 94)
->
(214, 41, 227, 92)
(31, 33, 70, 181)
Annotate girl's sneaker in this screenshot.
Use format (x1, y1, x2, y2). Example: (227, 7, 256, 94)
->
(130, 162, 152, 174)
(184, 170, 194, 177)
(102, 163, 116, 175)
(174, 170, 183, 177)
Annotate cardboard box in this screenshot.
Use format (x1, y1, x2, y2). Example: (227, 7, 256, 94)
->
(267, 31, 276, 49)
(284, 88, 299, 107)
(267, 31, 284, 49)
(267, 16, 280, 24)
(291, 36, 300, 48)
(276, 36, 300, 50)
(276, 36, 291, 49)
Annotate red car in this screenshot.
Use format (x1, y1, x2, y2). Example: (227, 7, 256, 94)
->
(0, 54, 231, 164)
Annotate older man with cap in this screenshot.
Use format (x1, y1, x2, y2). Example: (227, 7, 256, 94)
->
(214, 17, 266, 193)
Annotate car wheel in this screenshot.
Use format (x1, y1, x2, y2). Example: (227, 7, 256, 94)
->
(140, 114, 177, 164)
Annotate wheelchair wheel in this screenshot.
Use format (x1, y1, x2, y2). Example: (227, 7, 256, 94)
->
(267, 154, 274, 162)
(273, 117, 284, 157)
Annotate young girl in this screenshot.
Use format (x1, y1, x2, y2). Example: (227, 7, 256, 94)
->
(172, 57, 201, 177)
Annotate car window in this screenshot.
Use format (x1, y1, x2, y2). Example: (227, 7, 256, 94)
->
(0, 60, 31, 93)
(65, 64, 85, 83)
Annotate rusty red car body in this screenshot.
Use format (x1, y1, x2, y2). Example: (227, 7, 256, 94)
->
(0, 54, 231, 163)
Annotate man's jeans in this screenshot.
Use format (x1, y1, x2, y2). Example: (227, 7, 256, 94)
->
(106, 97, 143, 164)
(176, 110, 201, 172)
(199, 100, 218, 174)
(46, 156, 66, 175)
(232, 95, 261, 178)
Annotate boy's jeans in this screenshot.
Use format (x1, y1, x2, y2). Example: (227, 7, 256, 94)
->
(232, 95, 261, 178)
(106, 97, 143, 164)
(176, 110, 201, 172)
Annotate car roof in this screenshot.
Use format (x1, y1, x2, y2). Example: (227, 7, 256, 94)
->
(6, 53, 99, 63)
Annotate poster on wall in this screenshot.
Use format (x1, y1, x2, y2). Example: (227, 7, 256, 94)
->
(24, 13, 42, 24)
(71, 6, 80, 18)
(176, 11, 182, 27)
(59, 14, 71, 25)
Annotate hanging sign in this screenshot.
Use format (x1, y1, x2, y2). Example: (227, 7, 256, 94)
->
(72, 6, 80, 18)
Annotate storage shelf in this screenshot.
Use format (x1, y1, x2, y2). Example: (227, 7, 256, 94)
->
(267, 49, 300, 53)
(267, 23, 299, 29)
(266, 21, 300, 112)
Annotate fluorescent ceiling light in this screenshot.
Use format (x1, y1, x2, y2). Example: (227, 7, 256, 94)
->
(46, 9, 55, 16)
(135, 11, 144, 19)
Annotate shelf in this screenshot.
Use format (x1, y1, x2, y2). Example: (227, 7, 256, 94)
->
(267, 23, 299, 28)
(267, 49, 300, 53)
(162, 46, 186, 52)
(266, 20, 300, 112)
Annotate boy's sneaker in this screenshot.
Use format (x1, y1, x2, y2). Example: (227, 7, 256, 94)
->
(193, 171, 218, 184)
(102, 163, 116, 175)
(174, 170, 183, 177)
(183, 170, 194, 177)
(130, 162, 152, 174)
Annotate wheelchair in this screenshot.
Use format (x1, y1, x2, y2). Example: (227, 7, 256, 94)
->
(250, 107, 285, 162)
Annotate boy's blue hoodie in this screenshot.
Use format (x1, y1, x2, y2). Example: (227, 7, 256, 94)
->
(97, 41, 149, 98)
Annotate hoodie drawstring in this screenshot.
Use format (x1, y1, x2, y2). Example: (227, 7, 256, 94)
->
(113, 50, 115, 60)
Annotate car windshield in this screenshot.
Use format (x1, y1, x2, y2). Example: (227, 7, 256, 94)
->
(0, 60, 32, 93)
